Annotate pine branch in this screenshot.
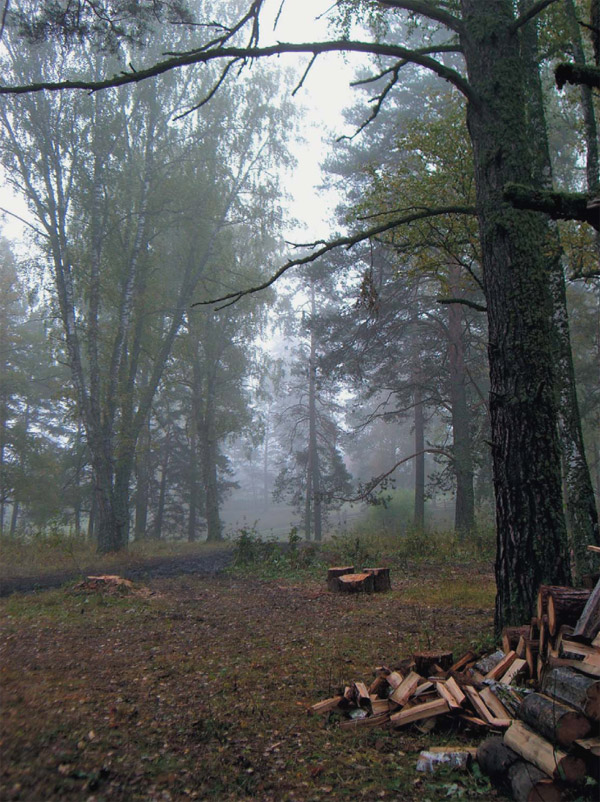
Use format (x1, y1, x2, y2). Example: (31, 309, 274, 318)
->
(510, 0, 561, 33)
(504, 183, 600, 230)
(0, 40, 479, 106)
(437, 297, 487, 312)
(192, 205, 476, 310)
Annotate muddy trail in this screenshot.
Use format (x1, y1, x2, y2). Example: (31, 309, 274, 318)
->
(0, 548, 234, 597)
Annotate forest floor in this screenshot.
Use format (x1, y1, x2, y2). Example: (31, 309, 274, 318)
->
(1, 541, 513, 802)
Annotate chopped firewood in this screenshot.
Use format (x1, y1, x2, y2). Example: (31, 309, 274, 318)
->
(477, 738, 563, 802)
(537, 585, 557, 619)
(458, 713, 488, 728)
(488, 683, 523, 717)
(390, 698, 449, 727)
(476, 737, 519, 779)
(542, 666, 600, 721)
(371, 699, 392, 715)
(572, 576, 600, 641)
(435, 680, 463, 710)
(480, 686, 512, 720)
(449, 650, 477, 672)
(326, 566, 355, 592)
(524, 639, 539, 677)
(335, 572, 375, 593)
(416, 747, 474, 773)
(544, 655, 600, 678)
(516, 634, 526, 658)
(389, 671, 421, 706)
(385, 671, 404, 690)
(504, 720, 587, 783)
(413, 681, 435, 697)
(463, 685, 511, 728)
(501, 626, 529, 655)
(352, 682, 371, 710)
(368, 675, 388, 696)
(499, 657, 527, 685)
(560, 638, 600, 660)
(539, 615, 549, 657)
(309, 696, 343, 715)
(593, 632, 600, 648)
(474, 650, 505, 675)
(518, 692, 591, 749)
(413, 651, 453, 676)
(445, 676, 466, 706)
(547, 588, 592, 636)
(339, 711, 390, 730)
(362, 567, 391, 592)
(587, 545, 600, 553)
(484, 650, 517, 681)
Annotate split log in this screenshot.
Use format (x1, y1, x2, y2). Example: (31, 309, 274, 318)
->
(480, 686, 512, 720)
(504, 720, 587, 783)
(524, 639, 539, 678)
(502, 626, 530, 655)
(371, 698, 392, 715)
(537, 585, 559, 619)
(389, 671, 421, 706)
(326, 566, 354, 591)
(309, 696, 343, 715)
(339, 711, 390, 730)
(362, 567, 391, 592)
(463, 685, 511, 728)
(477, 738, 562, 802)
(352, 681, 372, 710)
(544, 655, 600, 678)
(385, 671, 404, 690)
(518, 692, 592, 749)
(516, 635, 526, 659)
(335, 572, 375, 593)
(413, 651, 453, 676)
(499, 657, 527, 686)
(474, 650, 505, 675)
(572, 576, 600, 641)
(435, 680, 463, 710)
(560, 638, 600, 661)
(490, 684, 524, 717)
(485, 650, 517, 681)
(390, 698, 449, 727)
(547, 588, 591, 635)
(542, 666, 600, 721)
(368, 674, 389, 696)
(449, 650, 477, 672)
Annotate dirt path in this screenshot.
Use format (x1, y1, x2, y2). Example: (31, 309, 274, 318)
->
(0, 548, 233, 597)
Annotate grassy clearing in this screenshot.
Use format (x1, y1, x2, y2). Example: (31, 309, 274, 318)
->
(0, 528, 512, 802)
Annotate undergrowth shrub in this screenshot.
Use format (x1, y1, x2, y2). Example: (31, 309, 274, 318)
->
(230, 525, 323, 576)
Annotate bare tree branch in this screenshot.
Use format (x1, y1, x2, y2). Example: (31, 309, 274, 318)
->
(192, 205, 476, 310)
(0, 40, 479, 106)
(437, 296, 487, 312)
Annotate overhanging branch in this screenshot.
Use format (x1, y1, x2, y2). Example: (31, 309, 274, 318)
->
(192, 205, 476, 310)
(437, 297, 487, 312)
(378, 1, 463, 34)
(0, 39, 479, 106)
(555, 62, 600, 90)
(504, 183, 600, 230)
(509, 0, 561, 34)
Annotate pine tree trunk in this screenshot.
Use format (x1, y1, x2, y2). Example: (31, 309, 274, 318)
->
(308, 286, 323, 542)
(153, 431, 171, 540)
(460, 0, 571, 628)
(134, 418, 150, 541)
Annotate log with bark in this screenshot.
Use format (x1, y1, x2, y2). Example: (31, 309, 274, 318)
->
(326, 566, 355, 591)
(477, 738, 562, 802)
(546, 588, 591, 635)
(572, 576, 600, 641)
(503, 721, 587, 783)
(362, 567, 391, 592)
(541, 666, 600, 721)
(518, 692, 592, 749)
(335, 572, 375, 593)
(502, 626, 530, 655)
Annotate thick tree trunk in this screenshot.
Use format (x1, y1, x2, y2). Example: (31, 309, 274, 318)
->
(518, 0, 599, 579)
(447, 263, 475, 535)
(134, 418, 150, 541)
(153, 430, 171, 540)
(200, 360, 222, 543)
(308, 287, 323, 542)
(460, 0, 571, 628)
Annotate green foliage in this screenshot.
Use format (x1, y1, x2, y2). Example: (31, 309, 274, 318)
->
(360, 489, 414, 536)
(229, 525, 323, 577)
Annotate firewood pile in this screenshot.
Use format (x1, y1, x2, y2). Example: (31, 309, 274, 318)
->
(309, 568, 600, 801)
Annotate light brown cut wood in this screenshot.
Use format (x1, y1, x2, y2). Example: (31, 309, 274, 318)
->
(371, 698, 391, 715)
(502, 626, 530, 655)
(516, 635, 526, 658)
(547, 588, 592, 635)
(542, 665, 600, 721)
(362, 567, 391, 592)
(474, 650, 505, 675)
(368, 675, 388, 696)
(389, 671, 421, 706)
(504, 720, 587, 783)
(335, 572, 375, 593)
(463, 685, 511, 728)
(560, 638, 600, 660)
(544, 655, 600, 678)
(413, 681, 435, 697)
(449, 650, 477, 672)
(353, 681, 371, 710)
(458, 713, 487, 728)
(339, 711, 390, 730)
(445, 676, 466, 706)
(525, 639, 540, 678)
(485, 650, 517, 681)
(499, 657, 527, 685)
(480, 687, 512, 720)
(385, 671, 404, 690)
(308, 696, 343, 715)
(390, 698, 449, 727)
(573, 576, 600, 641)
(326, 566, 355, 591)
(435, 681, 463, 710)
(488, 683, 523, 718)
(587, 545, 600, 553)
(518, 692, 592, 749)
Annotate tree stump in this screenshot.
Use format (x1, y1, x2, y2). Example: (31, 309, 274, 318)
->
(335, 572, 375, 593)
(363, 567, 391, 592)
(326, 566, 355, 592)
(413, 651, 454, 676)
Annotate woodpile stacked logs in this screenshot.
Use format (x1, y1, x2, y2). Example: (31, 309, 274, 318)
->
(309, 568, 600, 801)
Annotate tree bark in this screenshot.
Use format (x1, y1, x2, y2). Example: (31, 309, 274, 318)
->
(460, 0, 571, 629)
(308, 284, 323, 542)
(413, 376, 425, 530)
(134, 417, 151, 541)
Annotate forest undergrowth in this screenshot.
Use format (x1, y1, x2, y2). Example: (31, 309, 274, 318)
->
(0, 530, 522, 802)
